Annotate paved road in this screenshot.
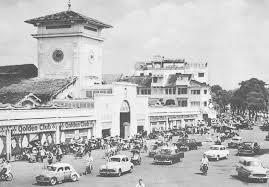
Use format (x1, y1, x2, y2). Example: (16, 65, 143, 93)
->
(1, 126, 269, 187)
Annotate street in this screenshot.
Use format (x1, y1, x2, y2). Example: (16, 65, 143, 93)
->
(1, 126, 269, 187)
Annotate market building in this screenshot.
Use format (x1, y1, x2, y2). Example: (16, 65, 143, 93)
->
(0, 7, 148, 159)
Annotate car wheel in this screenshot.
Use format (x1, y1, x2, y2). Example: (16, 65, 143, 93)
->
(263, 179, 268, 183)
(129, 166, 133, 173)
(6, 173, 13, 181)
(71, 174, 78, 182)
(50, 177, 57, 186)
(117, 169, 122, 177)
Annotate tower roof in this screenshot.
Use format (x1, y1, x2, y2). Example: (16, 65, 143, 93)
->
(25, 10, 112, 29)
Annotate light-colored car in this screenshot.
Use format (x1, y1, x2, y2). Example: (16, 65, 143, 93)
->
(99, 155, 134, 177)
(236, 157, 269, 183)
(36, 163, 80, 185)
(204, 145, 230, 161)
(228, 136, 242, 148)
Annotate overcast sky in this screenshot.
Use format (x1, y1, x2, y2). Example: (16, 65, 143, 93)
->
(0, 0, 268, 89)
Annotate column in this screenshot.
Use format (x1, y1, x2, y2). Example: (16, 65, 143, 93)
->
(6, 129, 11, 161)
(55, 124, 60, 144)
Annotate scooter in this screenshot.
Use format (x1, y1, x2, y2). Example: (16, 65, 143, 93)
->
(85, 164, 92, 174)
(0, 170, 13, 181)
(200, 164, 208, 176)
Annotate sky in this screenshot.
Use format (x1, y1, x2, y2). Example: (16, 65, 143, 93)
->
(0, 0, 268, 89)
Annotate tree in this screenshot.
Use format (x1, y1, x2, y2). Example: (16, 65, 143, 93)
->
(211, 85, 232, 113)
(230, 78, 268, 120)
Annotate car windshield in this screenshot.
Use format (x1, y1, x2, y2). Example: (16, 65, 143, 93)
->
(246, 161, 261, 167)
(109, 157, 121, 162)
(210, 147, 220, 150)
(160, 149, 172, 154)
(47, 166, 57, 171)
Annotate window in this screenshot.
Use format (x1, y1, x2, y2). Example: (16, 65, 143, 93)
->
(140, 73, 144, 76)
(204, 90, 207, 94)
(153, 77, 158, 83)
(191, 101, 200, 107)
(198, 73, 204, 77)
(173, 88, 176, 94)
(178, 88, 187, 95)
(149, 73, 152, 76)
(165, 88, 176, 95)
(178, 100, 188, 107)
(191, 90, 200, 95)
(57, 167, 64, 172)
(64, 167, 70, 171)
(165, 89, 169, 95)
(140, 88, 151, 95)
(84, 26, 98, 32)
(46, 25, 71, 29)
(204, 101, 207, 107)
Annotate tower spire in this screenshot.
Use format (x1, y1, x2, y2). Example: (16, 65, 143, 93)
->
(68, 0, 71, 11)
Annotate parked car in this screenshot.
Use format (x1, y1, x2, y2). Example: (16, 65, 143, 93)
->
(236, 157, 269, 183)
(99, 155, 134, 177)
(238, 142, 260, 156)
(228, 136, 242, 148)
(174, 138, 201, 151)
(153, 147, 184, 164)
(204, 145, 230, 161)
(36, 163, 79, 185)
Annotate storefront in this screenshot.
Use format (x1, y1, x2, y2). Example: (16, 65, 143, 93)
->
(60, 120, 95, 143)
(10, 123, 57, 156)
(0, 127, 6, 157)
(149, 114, 198, 131)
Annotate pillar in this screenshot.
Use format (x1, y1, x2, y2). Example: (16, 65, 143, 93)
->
(55, 124, 60, 144)
(6, 129, 11, 161)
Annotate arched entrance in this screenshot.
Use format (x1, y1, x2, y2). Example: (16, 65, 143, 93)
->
(120, 100, 130, 139)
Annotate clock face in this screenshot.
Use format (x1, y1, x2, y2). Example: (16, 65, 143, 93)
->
(52, 49, 64, 63)
(88, 50, 95, 63)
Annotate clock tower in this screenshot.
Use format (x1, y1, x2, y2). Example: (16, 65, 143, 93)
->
(25, 7, 112, 87)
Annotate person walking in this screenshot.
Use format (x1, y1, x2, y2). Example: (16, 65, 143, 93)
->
(136, 179, 145, 187)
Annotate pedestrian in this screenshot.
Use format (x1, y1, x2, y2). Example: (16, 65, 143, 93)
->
(136, 179, 145, 187)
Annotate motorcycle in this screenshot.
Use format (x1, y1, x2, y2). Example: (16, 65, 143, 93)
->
(200, 164, 208, 176)
(0, 170, 13, 181)
(85, 164, 93, 174)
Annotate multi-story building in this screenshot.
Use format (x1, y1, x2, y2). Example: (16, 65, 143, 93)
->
(120, 55, 215, 131)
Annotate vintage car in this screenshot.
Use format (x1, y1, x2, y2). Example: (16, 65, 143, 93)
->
(174, 138, 201, 151)
(204, 145, 230, 161)
(228, 136, 242, 148)
(99, 155, 134, 177)
(153, 147, 184, 164)
(236, 157, 269, 183)
(36, 163, 79, 185)
(238, 142, 260, 156)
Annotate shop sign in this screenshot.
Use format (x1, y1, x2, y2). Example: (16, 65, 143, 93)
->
(60, 121, 95, 130)
(12, 124, 57, 135)
(137, 119, 145, 126)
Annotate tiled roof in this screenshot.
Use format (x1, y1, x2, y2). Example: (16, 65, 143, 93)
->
(119, 76, 152, 87)
(0, 64, 38, 90)
(0, 77, 76, 104)
(190, 80, 209, 87)
(25, 10, 112, 28)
